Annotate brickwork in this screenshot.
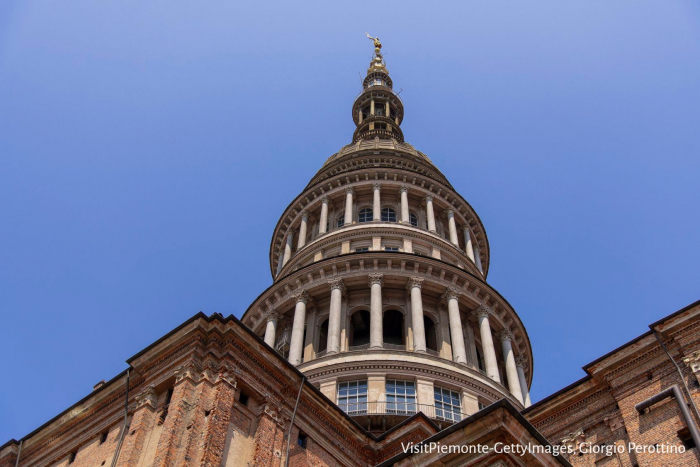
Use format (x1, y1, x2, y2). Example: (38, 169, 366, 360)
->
(200, 375, 237, 467)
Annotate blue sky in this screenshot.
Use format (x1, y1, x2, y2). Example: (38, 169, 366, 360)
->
(1, 1, 699, 442)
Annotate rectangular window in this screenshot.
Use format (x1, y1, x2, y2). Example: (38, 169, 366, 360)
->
(384, 247, 399, 252)
(434, 387, 462, 422)
(99, 432, 108, 444)
(355, 247, 369, 252)
(297, 432, 308, 449)
(386, 380, 416, 415)
(338, 380, 368, 415)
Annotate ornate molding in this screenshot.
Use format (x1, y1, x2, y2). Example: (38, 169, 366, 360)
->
(292, 290, 309, 304)
(373, 182, 381, 191)
(300, 210, 309, 221)
(441, 286, 461, 302)
(345, 186, 354, 195)
(135, 384, 157, 409)
(560, 428, 588, 454)
(399, 185, 409, 194)
(174, 362, 199, 384)
(327, 278, 346, 293)
(406, 276, 424, 290)
(496, 329, 515, 342)
(515, 356, 527, 368)
(265, 309, 280, 323)
(368, 273, 384, 287)
(475, 305, 491, 319)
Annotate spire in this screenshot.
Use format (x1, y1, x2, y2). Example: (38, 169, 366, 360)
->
(351, 34, 404, 142)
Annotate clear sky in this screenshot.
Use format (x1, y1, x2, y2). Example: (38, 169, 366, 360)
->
(1, 1, 699, 443)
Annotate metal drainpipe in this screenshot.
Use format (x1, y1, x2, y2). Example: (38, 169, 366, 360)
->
(652, 329, 700, 423)
(110, 369, 130, 467)
(284, 376, 306, 467)
(14, 440, 22, 467)
(635, 384, 700, 450)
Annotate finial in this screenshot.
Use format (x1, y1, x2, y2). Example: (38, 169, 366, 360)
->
(365, 32, 382, 53)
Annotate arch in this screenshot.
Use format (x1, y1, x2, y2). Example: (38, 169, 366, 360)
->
(318, 318, 329, 353)
(381, 207, 397, 222)
(349, 309, 371, 347)
(383, 309, 404, 346)
(358, 207, 373, 223)
(424, 315, 438, 352)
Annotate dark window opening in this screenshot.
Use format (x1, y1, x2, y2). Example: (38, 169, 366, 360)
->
(68, 452, 77, 464)
(476, 348, 484, 371)
(336, 213, 345, 228)
(159, 387, 174, 425)
(679, 428, 696, 450)
(349, 310, 371, 347)
(297, 432, 308, 449)
(383, 310, 404, 346)
(355, 247, 369, 252)
(318, 319, 329, 353)
(358, 207, 373, 223)
(99, 432, 108, 444)
(239, 393, 249, 407)
(409, 212, 418, 227)
(204, 410, 211, 417)
(424, 316, 438, 352)
(385, 246, 399, 252)
(381, 208, 397, 222)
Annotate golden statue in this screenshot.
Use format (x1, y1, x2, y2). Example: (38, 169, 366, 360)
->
(365, 32, 382, 51)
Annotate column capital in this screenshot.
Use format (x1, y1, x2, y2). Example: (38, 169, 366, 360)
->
(135, 384, 158, 409)
(264, 309, 281, 323)
(368, 273, 384, 287)
(423, 194, 434, 203)
(300, 210, 309, 221)
(373, 182, 382, 191)
(406, 276, 424, 290)
(399, 185, 409, 194)
(496, 329, 515, 342)
(174, 362, 199, 384)
(286, 229, 296, 240)
(441, 286, 461, 301)
(474, 305, 491, 319)
(321, 196, 331, 205)
(445, 208, 455, 217)
(292, 290, 309, 304)
(515, 356, 527, 368)
(214, 371, 237, 387)
(462, 225, 471, 233)
(327, 278, 346, 292)
(345, 186, 355, 195)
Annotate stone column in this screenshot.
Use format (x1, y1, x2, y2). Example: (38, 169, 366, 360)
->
(461, 390, 480, 416)
(443, 288, 468, 365)
(476, 306, 501, 383)
(297, 211, 309, 249)
(400, 186, 410, 223)
(474, 246, 483, 273)
(465, 325, 478, 368)
(463, 226, 475, 262)
(407, 277, 427, 353)
(446, 209, 459, 245)
(303, 307, 317, 362)
(282, 230, 294, 267)
(319, 197, 330, 234)
(497, 330, 524, 404)
(287, 291, 309, 366)
(368, 374, 385, 415)
(425, 195, 436, 232)
(358, 109, 363, 123)
(515, 356, 532, 407)
(373, 183, 381, 220)
(370, 99, 375, 115)
(326, 279, 345, 354)
(368, 273, 384, 349)
(263, 309, 280, 348)
(344, 187, 354, 226)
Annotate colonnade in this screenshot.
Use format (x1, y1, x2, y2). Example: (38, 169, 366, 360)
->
(261, 276, 530, 406)
(276, 185, 484, 274)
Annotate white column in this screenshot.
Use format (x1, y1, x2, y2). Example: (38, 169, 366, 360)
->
(326, 278, 345, 354)
(297, 211, 309, 249)
(319, 197, 330, 234)
(282, 230, 294, 267)
(275, 253, 284, 276)
(288, 291, 309, 366)
(474, 246, 483, 273)
(263, 310, 280, 348)
(373, 183, 381, 220)
(476, 306, 501, 383)
(425, 195, 436, 232)
(498, 330, 524, 405)
(344, 187, 354, 226)
(515, 356, 532, 407)
(407, 277, 426, 353)
(463, 226, 475, 262)
(400, 186, 410, 223)
(446, 209, 459, 245)
(443, 288, 467, 364)
(370, 99, 375, 115)
(368, 273, 384, 349)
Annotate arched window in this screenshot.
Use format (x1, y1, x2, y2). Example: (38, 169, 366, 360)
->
(424, 316, 438, 352)
(409, 212, 418, 227)
(383, 310, 404, 347)
(336, 213, 345, 228)
(358, 207, 373, 223)
(381, 207, 397, 222)
(349, 310, 371, 347)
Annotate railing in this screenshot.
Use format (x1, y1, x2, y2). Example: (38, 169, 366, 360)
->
(337, 401, 466, 423)
(348, 343, 371, 352)
(425, 348, 440, 357)
(382, 343, 406, 351)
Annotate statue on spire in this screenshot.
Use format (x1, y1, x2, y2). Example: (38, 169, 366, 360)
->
(365, 32, 382, 51)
